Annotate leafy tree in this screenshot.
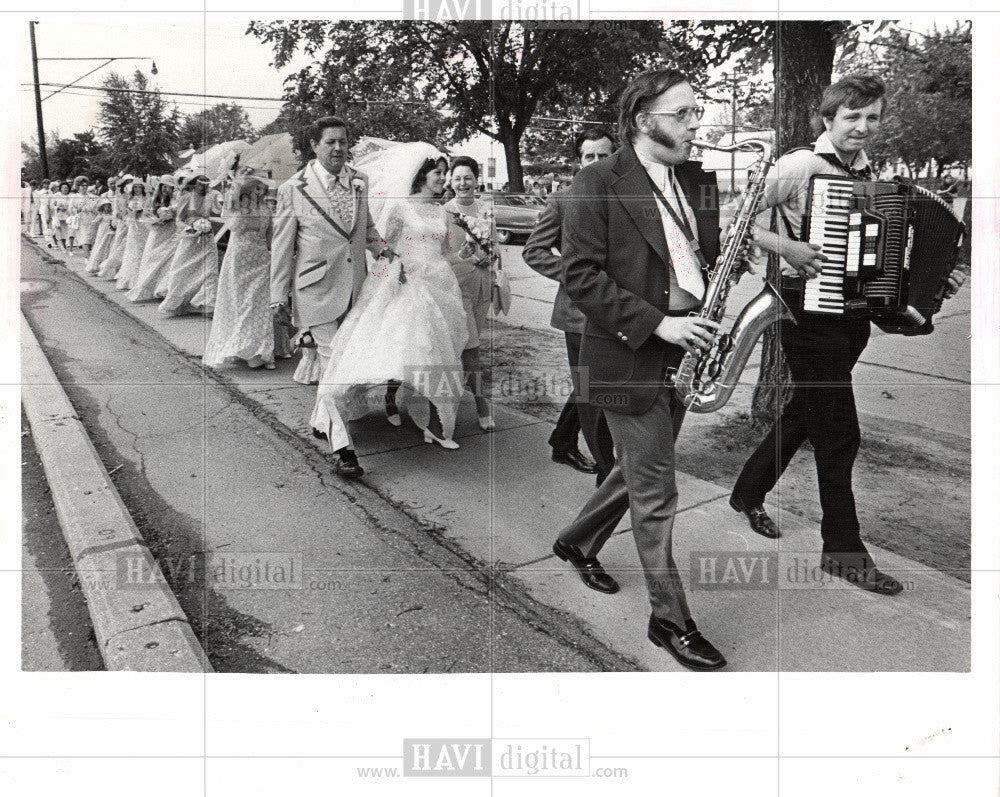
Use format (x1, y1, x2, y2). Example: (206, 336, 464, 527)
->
(841, 23, 971, 178)
(247, 20, 669, 191)
(97, 70, 181, 176)
(48, 130, 108, 181)
(178, 103, 258, 150)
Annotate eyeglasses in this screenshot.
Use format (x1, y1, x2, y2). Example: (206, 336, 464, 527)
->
(644, 105, 705, 122)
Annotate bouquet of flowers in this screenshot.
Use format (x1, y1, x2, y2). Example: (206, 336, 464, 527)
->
(182, 216, 214, 236)
(450, 207, 510, 315)
(450, 207, 497, 268)
(156, 206, 176, 223)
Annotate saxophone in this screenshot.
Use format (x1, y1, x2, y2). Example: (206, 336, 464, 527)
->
(673, 138, 794, 413)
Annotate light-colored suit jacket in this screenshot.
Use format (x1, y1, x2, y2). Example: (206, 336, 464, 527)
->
(270, 160, 383, 329)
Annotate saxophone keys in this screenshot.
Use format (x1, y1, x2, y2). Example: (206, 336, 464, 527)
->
(716, 333, 733, 353)
(706, 361, 721, 379)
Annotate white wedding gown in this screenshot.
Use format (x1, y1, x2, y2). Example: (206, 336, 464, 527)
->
(317, 197, 469, 439)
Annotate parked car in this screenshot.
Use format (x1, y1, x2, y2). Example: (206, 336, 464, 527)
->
(486, 192, 546, 244)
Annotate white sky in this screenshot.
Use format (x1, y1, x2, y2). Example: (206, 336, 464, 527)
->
(20, 15, 312, 145)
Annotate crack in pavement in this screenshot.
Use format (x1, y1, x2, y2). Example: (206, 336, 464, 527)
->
(103, 394, 147, 479)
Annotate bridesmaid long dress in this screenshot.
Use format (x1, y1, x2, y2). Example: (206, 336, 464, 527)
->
(115, 198, 151, 291)
(86, 210, 114, 274)
(97, 195, 129, 279)
(203, 209, 273, 368)
(158, 191, 219, 316)
(128, 206, 179, 302)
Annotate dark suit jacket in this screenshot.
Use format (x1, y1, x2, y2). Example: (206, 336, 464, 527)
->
(561, 143, 720, 415)
(521, 189, 586, 334)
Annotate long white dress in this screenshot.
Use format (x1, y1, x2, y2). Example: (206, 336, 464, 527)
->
(97, 196, 129, 279)
(128, 207, 179, 302)
(317, 198, 469, 439)
(86, 210, 114, 273)
(115, 199, 150, 291)
(203, 210, 273, 368)
(158, 192, 219, 316)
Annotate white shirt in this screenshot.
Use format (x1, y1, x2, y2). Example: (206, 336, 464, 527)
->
(636, 154, 705, 304)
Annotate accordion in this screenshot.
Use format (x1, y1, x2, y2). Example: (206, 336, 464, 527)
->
(781, 175, 966, 335)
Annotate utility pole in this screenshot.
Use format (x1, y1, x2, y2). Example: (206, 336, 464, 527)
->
(29, 21, 49, 179)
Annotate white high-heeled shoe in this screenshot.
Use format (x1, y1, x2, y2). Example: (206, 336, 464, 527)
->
(424, 429, 459, 449)
(477, 414, 495, 432)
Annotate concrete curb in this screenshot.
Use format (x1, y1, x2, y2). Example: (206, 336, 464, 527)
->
(20, 313, 212, 673)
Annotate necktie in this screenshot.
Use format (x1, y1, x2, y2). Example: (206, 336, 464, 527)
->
(659, 168, 705, 301)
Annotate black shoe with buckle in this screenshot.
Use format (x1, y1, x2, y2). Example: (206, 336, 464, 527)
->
(820, 553, 903, 596)
(335, 447, 364, 480)
(729, 494, 780, 538)
(552, 540, 619, 594)
(648, 616, 727, 671)
(552, 448, 599, 474)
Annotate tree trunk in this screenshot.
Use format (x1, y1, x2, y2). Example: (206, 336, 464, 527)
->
(500, 129, 525, 193)
(749, 21, 837, 428)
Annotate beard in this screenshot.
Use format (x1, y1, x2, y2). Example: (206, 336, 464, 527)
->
(647, 126, 693, 160)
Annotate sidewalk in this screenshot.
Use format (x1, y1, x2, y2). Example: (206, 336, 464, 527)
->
(25, 234, 970, 671)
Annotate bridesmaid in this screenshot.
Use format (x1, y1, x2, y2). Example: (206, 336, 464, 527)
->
(97, 176, 134, 279)
(442, 155, 495, 430)
(159, 172, 219, 316)
(128, 176, 180, 302)
(115, 180, 151, 291)
(204, 173, 275, 369)
(74, 183, 100, 255)
(86, 178, 117, 274)
(49, 182, 73, 251)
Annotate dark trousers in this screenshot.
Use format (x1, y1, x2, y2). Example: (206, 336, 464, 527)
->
(548, 332, 616, 480)
(733, 318, 871, 555)
(557, 389, 688, 625)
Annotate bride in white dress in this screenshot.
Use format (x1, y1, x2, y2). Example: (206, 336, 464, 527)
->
(316, 142, 469, 448)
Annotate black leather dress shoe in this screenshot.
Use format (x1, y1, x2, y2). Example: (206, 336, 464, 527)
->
(730, 494, 780, 538)
(552, 540, 620, 594)
(648, 616, 727, 671)
(552, 449, 598, 474)
(820, 554, 903, 595)
(335, 447, 364, 480)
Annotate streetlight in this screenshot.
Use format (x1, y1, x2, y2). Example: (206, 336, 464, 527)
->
(28, 21, 158, 179)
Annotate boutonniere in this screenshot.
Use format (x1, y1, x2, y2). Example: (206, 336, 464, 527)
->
(350, 177, 365, 192)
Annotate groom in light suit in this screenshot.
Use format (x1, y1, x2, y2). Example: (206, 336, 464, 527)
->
(270, 116, 393, 479)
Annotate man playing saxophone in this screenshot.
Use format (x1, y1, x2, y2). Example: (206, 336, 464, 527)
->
(552, 69, 727, 670)
(729, 72, 965, 594)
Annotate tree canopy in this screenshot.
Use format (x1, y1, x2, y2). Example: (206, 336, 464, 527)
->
(97, 70, 180, 176)
(247, 20, 669, 190)
(178, 103, 258, 151)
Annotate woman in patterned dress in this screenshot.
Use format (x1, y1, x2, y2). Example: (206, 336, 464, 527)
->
(442, 155, 495, 431)
(75, 184, 101, 255)
(203, 174, 275, 369)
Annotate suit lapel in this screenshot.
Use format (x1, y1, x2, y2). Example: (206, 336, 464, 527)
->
(299, 161, 352, 241)
(611, 146, 669, 266)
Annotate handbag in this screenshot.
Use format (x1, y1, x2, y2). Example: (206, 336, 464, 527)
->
(491, 258, 511, 316)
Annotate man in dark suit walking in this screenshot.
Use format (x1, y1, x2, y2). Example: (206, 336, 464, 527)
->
(523, 126, 617, 483)
(552, 69, 726, 670)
